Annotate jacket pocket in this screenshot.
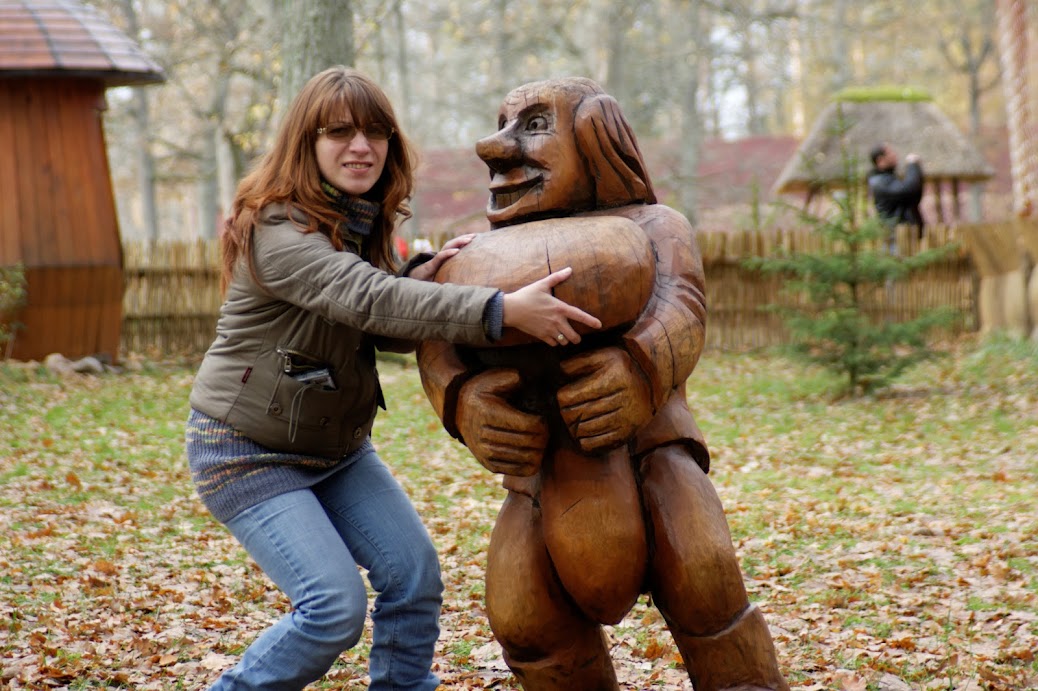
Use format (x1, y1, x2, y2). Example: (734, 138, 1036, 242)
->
(264, 368, 344, 443)
(225, 345, 347, 458)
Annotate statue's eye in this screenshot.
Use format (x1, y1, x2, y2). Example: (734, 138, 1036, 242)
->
(526, 115, 548, 132)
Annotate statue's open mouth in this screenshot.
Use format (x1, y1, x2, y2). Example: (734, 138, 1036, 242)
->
(489, 176, 542, 210)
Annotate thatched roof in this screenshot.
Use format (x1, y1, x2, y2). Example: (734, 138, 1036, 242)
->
(773, 98, 994, 195)
(0, 0, 164, 86)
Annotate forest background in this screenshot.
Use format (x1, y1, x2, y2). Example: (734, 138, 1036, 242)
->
(91, 0, 1007, 245)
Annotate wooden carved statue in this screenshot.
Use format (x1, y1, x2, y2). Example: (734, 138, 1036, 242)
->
(417, 78, 788, 691)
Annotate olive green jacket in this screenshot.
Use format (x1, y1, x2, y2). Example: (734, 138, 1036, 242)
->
(189, 204, 498, 459)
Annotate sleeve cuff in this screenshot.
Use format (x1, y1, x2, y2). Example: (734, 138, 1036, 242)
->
(482, 291, 504, 342)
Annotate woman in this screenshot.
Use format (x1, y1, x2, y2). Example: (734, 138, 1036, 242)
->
(186, 66, 600, 690)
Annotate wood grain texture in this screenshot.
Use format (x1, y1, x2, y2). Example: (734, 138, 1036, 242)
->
(435, 216, 656, 346)
(539, 446, 646, 625)
(1, 79, 124, 360)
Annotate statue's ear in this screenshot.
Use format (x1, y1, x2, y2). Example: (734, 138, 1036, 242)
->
(574, 94, 656, 207)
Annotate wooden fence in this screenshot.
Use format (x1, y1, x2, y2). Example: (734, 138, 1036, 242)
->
(121, 224, 978, 356)
(122, 239, 222, 355)
(699, 224, 976, 349)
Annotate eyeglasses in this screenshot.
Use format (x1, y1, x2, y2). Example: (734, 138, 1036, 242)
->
(316, 122, 395, 142)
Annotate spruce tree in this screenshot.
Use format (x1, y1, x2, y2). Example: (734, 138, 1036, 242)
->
(747, 177, 959, 396)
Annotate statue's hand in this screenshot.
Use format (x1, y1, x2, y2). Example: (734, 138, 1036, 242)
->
(457, 369, 548, 476)
(558, 347, 654, 453)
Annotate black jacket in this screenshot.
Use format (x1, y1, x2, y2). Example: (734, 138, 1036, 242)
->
(868, 161, 925, 234)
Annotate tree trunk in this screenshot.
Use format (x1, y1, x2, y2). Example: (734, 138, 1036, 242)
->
(197, 126, 220, 240)
(604, 2, 633, 113)
(279, 0, 355, 110)
(790, 0, 808, 136)
(494, 0, 510, 92)
(132, 87, 160, 240)
(198, 68, 231, 240)
(393, 0, 413, 132)
(677, 0, 704, 226)
(968, 68, 985, 221)
(117, 0, 159, 240)
(829, 0, 852, 92)
(739, 16, 764, 135)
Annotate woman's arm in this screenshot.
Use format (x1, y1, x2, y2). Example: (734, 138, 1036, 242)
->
(254, 220, 601, 347)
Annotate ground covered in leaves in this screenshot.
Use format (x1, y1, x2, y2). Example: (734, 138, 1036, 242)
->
(1, 337, 1036, 690)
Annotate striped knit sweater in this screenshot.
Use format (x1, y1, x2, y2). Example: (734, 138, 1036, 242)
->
(186, 409, 373, 523)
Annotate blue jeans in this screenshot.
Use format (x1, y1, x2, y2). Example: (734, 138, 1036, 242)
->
(210, 449, 443, 690)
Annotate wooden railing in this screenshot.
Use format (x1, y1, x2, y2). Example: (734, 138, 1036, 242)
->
(121, 224, 979, 356)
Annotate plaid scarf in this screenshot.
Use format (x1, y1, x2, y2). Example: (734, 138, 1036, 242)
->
(321, 180, 380, 253)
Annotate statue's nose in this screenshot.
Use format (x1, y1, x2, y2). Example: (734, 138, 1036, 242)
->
(476, 131, 521, 174)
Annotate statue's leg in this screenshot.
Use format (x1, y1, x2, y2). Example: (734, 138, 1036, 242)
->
(640, 445, 788, 691)
(486, 490, 619, 691)
(540, 446, 646, 624)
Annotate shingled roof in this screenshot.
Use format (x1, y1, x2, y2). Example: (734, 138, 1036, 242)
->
(0, 0, 164, 85)
(773, 97, 994, 195)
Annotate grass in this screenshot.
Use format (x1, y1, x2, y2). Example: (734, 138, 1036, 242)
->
(0, 335, 1036, 689)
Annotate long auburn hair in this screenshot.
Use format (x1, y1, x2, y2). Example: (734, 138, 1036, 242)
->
(220, 66, 415, 292)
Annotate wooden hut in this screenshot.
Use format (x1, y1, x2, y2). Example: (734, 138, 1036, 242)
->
(0, 0, 164, 361)
(772, 92, 994, 223)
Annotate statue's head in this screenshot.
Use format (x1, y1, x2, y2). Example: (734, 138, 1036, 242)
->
(476, 77, 656, 228)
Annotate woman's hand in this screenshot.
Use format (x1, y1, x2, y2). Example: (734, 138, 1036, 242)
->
(502, 267, 602, 346)
(408, 234, 477, 282)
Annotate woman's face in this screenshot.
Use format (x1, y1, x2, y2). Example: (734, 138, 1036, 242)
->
(315, 107, 390, 196)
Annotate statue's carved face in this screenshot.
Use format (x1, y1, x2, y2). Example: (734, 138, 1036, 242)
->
(476, 83, 595, 227)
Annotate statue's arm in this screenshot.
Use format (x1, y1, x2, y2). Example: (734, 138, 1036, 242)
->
(417, 340, 469, 439)
(418, 340, 548, 475)
(614, 206, 707, 410)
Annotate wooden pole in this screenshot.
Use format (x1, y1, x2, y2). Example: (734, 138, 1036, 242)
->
(952, 179, 962, 222)
(933, 180, 945, 225)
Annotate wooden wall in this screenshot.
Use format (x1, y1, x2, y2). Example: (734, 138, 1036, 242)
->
(0, 77, 123, 361)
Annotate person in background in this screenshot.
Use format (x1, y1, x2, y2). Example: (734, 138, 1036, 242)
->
(185, 65, 600, 691)
(868, 142, 926, 240)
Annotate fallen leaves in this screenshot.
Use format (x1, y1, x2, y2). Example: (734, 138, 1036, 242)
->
(1, 340, 1036, 689)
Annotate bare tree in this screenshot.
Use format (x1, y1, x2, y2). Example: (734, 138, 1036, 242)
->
(93, 0, 1015, 240)
(392, 0, 414, 132)
(602, 1, 636, 112)
(828, 0, 852, 92)
(115, 0, 161, 241)
(939, 1, 1000, 220)
(675, 0, 705, 225)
